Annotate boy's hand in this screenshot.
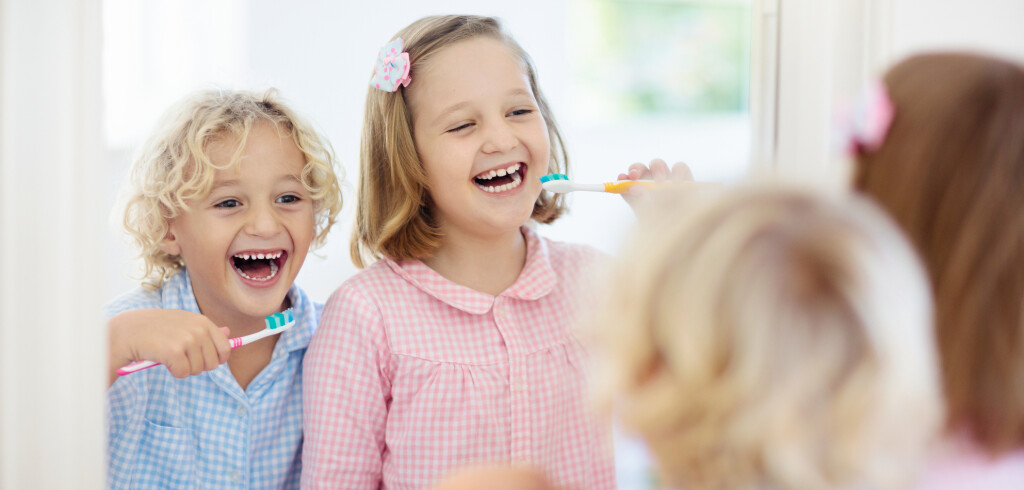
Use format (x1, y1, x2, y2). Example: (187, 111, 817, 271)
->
(108, 309, 232, 386)
(617, 158, 694, 209)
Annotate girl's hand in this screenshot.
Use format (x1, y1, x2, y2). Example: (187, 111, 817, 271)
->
(617, 158, 695, 209)
(108, 309, 232, 386)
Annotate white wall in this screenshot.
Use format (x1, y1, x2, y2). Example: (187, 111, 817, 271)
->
(0, 0, 106, 488)
(890, 0, 1024, 65)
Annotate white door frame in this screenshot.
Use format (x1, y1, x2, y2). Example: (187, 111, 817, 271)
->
(752, 0, 894, 188)
(0, 0, 106, 487)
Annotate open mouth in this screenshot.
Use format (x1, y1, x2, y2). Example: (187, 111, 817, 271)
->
(473, 162, 525, 193)
(231, 250, 286, 282)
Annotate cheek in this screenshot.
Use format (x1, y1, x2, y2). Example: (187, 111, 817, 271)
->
(528, 124, 551, 161)
(301, 214, 316, 242)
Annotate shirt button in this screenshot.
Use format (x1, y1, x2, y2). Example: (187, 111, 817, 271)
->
(230, 470, 242, 483)
(236, 405, 247, 418)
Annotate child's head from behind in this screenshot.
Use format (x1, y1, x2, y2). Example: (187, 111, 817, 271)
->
(353, 15, 568, 266)
(123, 89, 342, 314)
(853, 53, 1024, 453)
(592, 188, 941, 490)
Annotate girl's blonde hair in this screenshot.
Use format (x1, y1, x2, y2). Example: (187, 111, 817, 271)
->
(591, 188, 942, 489)
(351, 15, 569, 267)
(854, 53, 1024, 455)
(122, 88, 343, 287)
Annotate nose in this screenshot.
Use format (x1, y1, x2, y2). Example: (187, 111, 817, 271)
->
(480, 119, 518, 154)
(244, 201, 283, 238)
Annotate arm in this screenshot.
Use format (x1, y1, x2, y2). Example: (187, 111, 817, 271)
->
(107, 309, 231, 386)
(302, 285, 391, 489)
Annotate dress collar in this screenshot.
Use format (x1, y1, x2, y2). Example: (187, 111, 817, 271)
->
(384, 226, 558, 315)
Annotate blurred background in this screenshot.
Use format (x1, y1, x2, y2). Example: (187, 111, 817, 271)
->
(100, 0, 754, 304)
(3, 0, 1023, 487)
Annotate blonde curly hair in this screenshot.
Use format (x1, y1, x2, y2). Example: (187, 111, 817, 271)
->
(591, 187, 942, 490)
(120, 88, 343, 287)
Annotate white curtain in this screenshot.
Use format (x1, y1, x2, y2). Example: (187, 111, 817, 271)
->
(0, 0, 106, 487)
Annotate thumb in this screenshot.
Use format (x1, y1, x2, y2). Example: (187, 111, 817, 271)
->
(216, 327, 233, 363)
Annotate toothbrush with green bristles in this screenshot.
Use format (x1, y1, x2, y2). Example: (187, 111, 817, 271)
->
(116, 309, 296, 376)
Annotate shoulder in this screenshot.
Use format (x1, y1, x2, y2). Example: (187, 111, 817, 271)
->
(285, 282, 321, 337)
(327, 260, 405, 304)
(320, 262, 401, 326)
(538, 234, 610, 273)
(104, 285, 164, 319)
(914, 438, 1024, 489)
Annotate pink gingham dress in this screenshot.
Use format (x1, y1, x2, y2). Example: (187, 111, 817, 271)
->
(302, 227, 616, 489)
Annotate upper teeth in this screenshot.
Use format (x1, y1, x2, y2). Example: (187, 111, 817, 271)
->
(476, 163, 521, 181)
(476, 171, 523, 193)
(234, 251, 282, 260)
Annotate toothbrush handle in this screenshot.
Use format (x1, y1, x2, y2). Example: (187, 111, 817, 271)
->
(602, 180, 657, 193)
(232, 328, 277, 347)
(117, 332, 255, 376)
(116, 359, 160, 376)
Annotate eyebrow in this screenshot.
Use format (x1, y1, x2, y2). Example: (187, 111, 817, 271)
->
(209, 179, 241, 192)
(207, 174, 304, 194)
(431, 88, 535, 126)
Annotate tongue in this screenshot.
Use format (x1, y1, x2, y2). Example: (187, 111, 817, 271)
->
(238, 259, 273, 279)
(477, 174, 514, 187)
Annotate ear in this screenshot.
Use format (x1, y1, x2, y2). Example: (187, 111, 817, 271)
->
(157, 226, 182, 257)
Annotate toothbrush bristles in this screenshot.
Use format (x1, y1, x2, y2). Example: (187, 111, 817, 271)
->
(539, 173, 569, 183)
(265, 309, 294, 329)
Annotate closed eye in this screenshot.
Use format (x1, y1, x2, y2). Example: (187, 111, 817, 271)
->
(447, 122, 474, 133)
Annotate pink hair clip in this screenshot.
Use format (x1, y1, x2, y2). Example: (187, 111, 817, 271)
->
(835, 80, 895, 155)
(371, 38, 412, 92)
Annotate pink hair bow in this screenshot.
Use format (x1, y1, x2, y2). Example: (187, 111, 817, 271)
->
(835, 80, 895, 155)
(371, 38, 411, 92)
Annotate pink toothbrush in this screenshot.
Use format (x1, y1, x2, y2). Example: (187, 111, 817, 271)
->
(116, 309, 295, 376)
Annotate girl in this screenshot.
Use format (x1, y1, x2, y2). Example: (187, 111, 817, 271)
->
(106, 88, 342, 488)
(590, 187, 943, 489)
(850, 52, 1024, 488)
(302, 15, 622, 489)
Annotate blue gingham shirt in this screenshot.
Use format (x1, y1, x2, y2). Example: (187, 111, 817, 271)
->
(105, 269, 320, 489)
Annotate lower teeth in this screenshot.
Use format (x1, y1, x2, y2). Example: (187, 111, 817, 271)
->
(237, 260, 279, 281)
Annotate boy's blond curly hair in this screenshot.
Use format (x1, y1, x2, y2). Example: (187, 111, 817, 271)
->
(121, 88, 342, 287)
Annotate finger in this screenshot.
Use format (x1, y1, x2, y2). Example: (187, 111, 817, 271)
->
(617, 173, 630, 181)
(649, 159, 670, 181)
(671, 162, 695, 182)
(199, 336, 221, 372)
(214, 327, 232, 363)
(627, 184, 648, 199)
(627, 163, 647, 180)
(185, 342, 205, 376)
(165, 347, 191, 379)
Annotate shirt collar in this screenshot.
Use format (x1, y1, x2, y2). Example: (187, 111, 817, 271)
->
(162, 269, 315, 356)
(384, 226, 558, 315)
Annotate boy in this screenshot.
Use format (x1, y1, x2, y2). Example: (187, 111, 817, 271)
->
(105, 89, 341, 489)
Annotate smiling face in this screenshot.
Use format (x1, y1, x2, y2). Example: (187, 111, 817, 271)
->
(159, 122, 314, 327)
(406, 36, 551, 242)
